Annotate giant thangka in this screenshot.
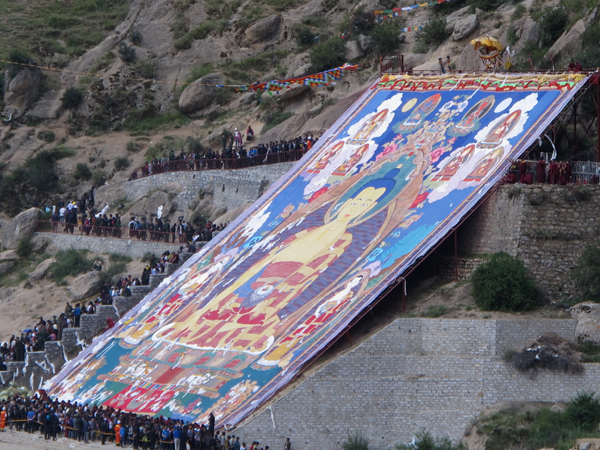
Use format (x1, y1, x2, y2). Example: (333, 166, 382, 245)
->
(47, 73, 588, 426)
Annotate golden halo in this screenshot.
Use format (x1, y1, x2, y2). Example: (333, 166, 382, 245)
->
(402, 98, 417, 113)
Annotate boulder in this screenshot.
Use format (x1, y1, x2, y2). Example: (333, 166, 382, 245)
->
(550, 402, 566, 413)
(178, 72, 225, 115)
(1, 208, 41, 250)
(569, 302, 600, 344)
(29, 258, 56, 282)
(451, 14, 479, 41)
(513, 17, 539, 53)
(26, 89, 65, 120)
(0, 250, 18, 262)
(70, 271, 103, 301)
(279, 84, 310, 101)
(446, 5, 470, 23)
(145, 191, 173, 218)
(455, 40, 486, 71)
(245, 14, 282, 44)
(547, 19, 586, 67)
(344, 40, 362, 60)
(0, 261, 15, 275)
(4, 68, 42, 119)
(358, 34, 374, 52)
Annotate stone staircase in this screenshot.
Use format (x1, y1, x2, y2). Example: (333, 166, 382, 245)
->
(0, 252, 196, 391)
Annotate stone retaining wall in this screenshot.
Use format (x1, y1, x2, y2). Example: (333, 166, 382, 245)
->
(33, 231, 199, 259)
(234, 318, 585, 450)
(457, 185, 600, 297)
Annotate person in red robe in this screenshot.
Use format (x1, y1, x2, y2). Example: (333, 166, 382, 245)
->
(548, 160, 559, 184)
(565, 161, 573, 184)
(536, 159, 546, 183)
(519, 160, 528, 183)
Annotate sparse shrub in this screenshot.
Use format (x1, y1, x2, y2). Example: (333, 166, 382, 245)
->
(471, 252, 538, 312)
(118, 42, 136, 63)
(174, 34, 193, 50)
(511, 4, 526, 22)
(396, 429, 464, 450)
(50, 249, 92, 282)
(16, 236, 34, 258)
(310, 37, 346, 72)
(507, 24, 518, 46)
(189, 22, 214, 40)
(342, 432, 369, 450)
(370, 20, 403, 55)
(24, 151, 60, 192)
(114, 157, 131, 171)
(262, 111, 293, 132)
(135, 60, 155, 79)
(130, 28, 142, 45)
(577, 24, 600, 68)
(37, 130, 55, 143)
(61, 87, 84, 110)
(422, 305, 447, 318)
(74, 163, 92, 180)
(92, 170, 107, 186)
(141, 252, 154, 263)
(573, 244, 600, 302)
(538, 7, 568, 47)
(294, 25, 316, 48)
(415, 17, 450, 52)
(126, 141, 143, 152)
(565, 392, 600, 431)
(467, 0, 511, 12)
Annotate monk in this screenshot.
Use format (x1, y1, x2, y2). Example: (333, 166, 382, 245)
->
(548, 160, 559, 184)
(519, 160, 528, 183)
(536, 158, 546, 184)
(0, 407, 5, 432)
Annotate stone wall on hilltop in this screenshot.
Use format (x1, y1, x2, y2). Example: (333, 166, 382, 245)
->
(450, 184, 600, 298)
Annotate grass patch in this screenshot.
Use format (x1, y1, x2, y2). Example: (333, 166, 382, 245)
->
(261, 111, 293, 133)
(421, 305, 448, 318)
(0, 0, 129, 61)
(221, 50, 289, 83)
(478, 393, 600, 450)
(580, 342, 600, 363)
(50, 249, 92, 282)
(124, 110, 191, 133)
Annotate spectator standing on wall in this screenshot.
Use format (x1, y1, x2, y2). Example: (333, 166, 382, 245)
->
(73, 304, 81, 328)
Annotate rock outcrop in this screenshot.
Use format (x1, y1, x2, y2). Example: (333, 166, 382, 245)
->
(70, 271, 103, 301)
(1, 207, 41, 250)
(245, 15, 282, 44)
(451, 14, 479, 41)
(29, 258, 56, 282)
(569, 302, 600, 344)
(178, 72, 225, 115)
(3, 68, 42, 119)
(548, 19, 586, 67)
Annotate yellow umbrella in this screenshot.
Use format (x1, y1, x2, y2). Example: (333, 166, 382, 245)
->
(470, 35, 504, 53)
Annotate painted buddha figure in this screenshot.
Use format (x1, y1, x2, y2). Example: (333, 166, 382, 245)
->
(307, 141, 344, 174)
(464, 147, 504, 182)
(451, 95, 495, 135)
(348, 109, 388, 144)
(152, 185, 391, 355)
(479, 109, 521, 148)
(331, 144, 369, 177)
(432, 145, 475, 182)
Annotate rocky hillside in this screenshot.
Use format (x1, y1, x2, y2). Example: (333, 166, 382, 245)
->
(0, 0, 599, 220)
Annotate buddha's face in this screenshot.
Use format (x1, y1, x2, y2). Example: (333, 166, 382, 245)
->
(336, 187, 386, 223)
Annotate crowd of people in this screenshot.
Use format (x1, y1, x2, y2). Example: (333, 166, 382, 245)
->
(508, 159, 578, 185)
(0, 393, 289, 450)
(130, 134, 316, 179)
(46, 195, 228, 244)
(0, 246, 189, 370)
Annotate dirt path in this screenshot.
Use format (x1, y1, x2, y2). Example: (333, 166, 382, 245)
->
(0, 428, 107, 450)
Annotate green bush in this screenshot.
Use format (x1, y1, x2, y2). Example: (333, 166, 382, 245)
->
(37, 131, 55, 143)
(130, 28, 142, 45)
(294, 25, 316, 48)
(342, 432, 369, 450)
(573, 244, 600, 302)
(370, 20, 403, 55)
(135, 60, 155, 79)
(576, 24, 600, 68)
(16, 236, 34, 258)
(50, 249, 92, 282)
(310, 37, 346, 72)
(24, 150, 60, 192)
(467, 0, 512, 12)
(396, 429, 464, 450)
(92, 170, 107, 186)
(507, 24, 518, 46)
(114, 157, 131, 171)
(74, 163, 92, 180)
(539, 7, 568, 47)
(174, 34, 193, 50)
(511, 4, 527, 22)
(471, 252, 538, 312)
(118, 42, 136, 63)
(61, 87, 84, 109)
(565, 392, 600, 431)
(415, 17, 450, 52)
